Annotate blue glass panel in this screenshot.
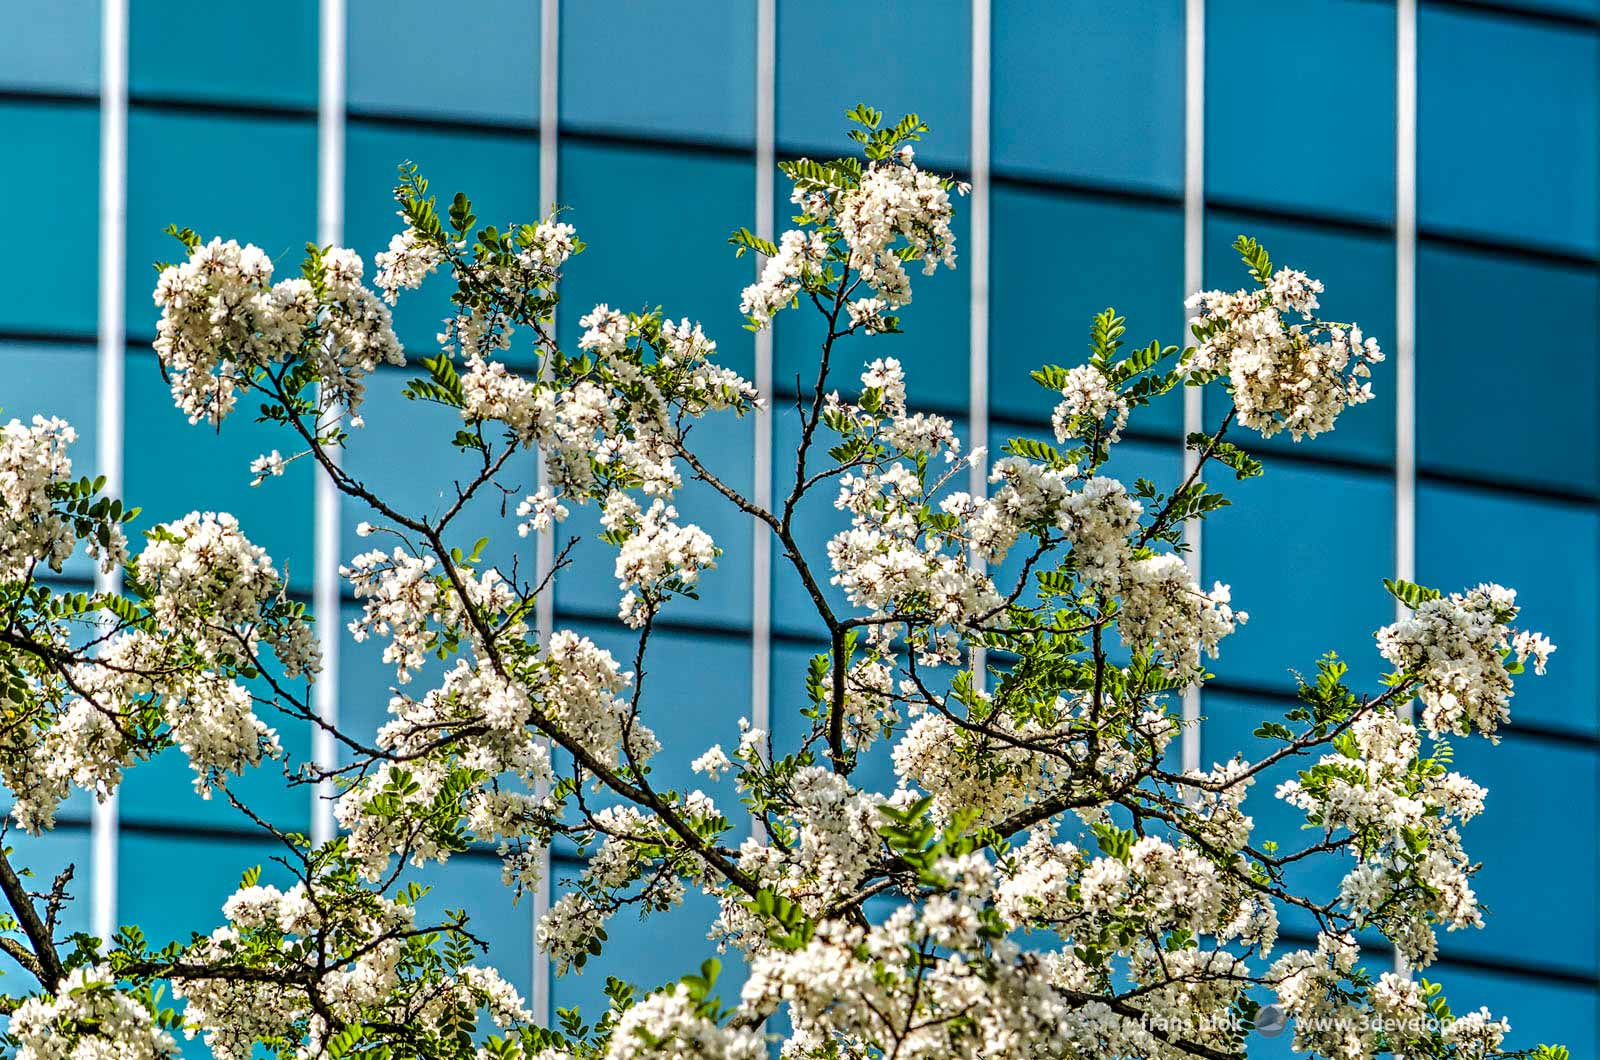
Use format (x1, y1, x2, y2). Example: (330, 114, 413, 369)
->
(0, 828, 91, 983)
(1201, 691, 1369, 942)
(769, 639, 902, 797)
(123, 349, 316, 593)
(768, 404, 847, 638)
(1418, 484, 1598, 737)
(126, 109, 317, 338)
(1203, 463, 1394, 690)
(546, 621, 752, 859)
(1419, 8, 1599, 256)
(564, 0, 754, 146)
(553, 412, 755, 628)
(119, 646, 313, 832)
(549, 866, 742, 1013)
(348, 0, 539, 124)
(1446, 736, 1596, 974)
(1429, 962, 1597, 1058)
(989, 187, 1184, 436)
(410, 852, 535, 998)
(1203, 213, 1396, 464)
(0, 0, 98, 93)
(983, 424, 1184, 612)
(558, 143, 755, 379)
(1207, 0, 1395, 222)
(129, 1, 317, 108)
(771, 412, 975, 639)
(0, 102, 98, 336)
(118, 832, 287, 946)
(336, 599, 392, 762)
(0, 828, 90, 982)
(773, 206, 970, 414)
(1416, 244, 1599, 493)
(992, 0, 1184, 194)
(0, 343, 100, 582)
(777, 0, 969, 168)
(339, 365, 541, 577)
(344, 122, 540, 360)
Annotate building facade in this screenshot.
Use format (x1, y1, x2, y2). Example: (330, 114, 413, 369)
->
(1, 0, 1596, 1054)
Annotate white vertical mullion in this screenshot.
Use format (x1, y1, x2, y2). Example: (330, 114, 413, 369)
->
(1180, 0, 1206, 778)
(751, 0, 776, 828)
(967, 0, 991, 690)
(1395, 0, 1417, 622)
(1394, 0, 1418, 981)
(312, 0, 347, 851)
(92, 0, 129, 949)
(532, 0, 560, 1028)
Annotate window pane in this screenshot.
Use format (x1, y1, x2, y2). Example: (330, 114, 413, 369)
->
(770, 639, 902, 797)
(1202, 690, 1372, 943)
(993, 0, 1184, 194)
(553, 412, 754, 628)
(130, 0, 318, 108)
(118, 832, 286, 947)
(0, 829, 92, 977)
(1207, 0, 1395, 222)
(1203, 463, 1394, 690)
(1202, 213, 1396, 464)
(1418, 483, 1597, 737)
(0, 0, 98, 94)
(119, 672, 311, 834)
(337, 600, 390, 763)
(990, 187, 1185, 435)
(558, 143, 755, 377)
(546, 622, 752, 858)
(563, 0, 754, 146)
(549, 867, 740, 1010)
(126, 109, 317, 339)
(410, 853, 535, 998)
(123, 349, 316, 593)
(778, 0, 969, 169)
(1428, 962, 1598, 1058)
(1416, 243, 1599, 493)
(348, 0, 538, 125)
(1419, 8, 1598, 256)
(339, 365, 541, 577)
(0, 101, 98, 337)
(769, 398, 850, 639)
(1446, 736, 1596, 974)
(345, 122, 540, 360)
(774, 204, 969, 415)
(0, 342, 101, 583)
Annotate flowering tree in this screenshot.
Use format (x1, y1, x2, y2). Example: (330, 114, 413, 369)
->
(0, 108, 1569, 1060)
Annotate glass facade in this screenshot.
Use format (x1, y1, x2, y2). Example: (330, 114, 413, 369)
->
(3, 0, 1597, 1053)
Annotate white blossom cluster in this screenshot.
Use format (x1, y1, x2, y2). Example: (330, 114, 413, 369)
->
(0, 414, 127, 578)
(171, 880, 529, 1060)
(7, 510, 312, 831)
(1117, 555, 1245, 684)
(373, 225, 444, 302)
(1278, 711, 1489, 967)
(1052, 363, 1130, 445)
(11, 965, 178, 1060)
(153, 238, 404, 424)
(741, 148, 963, 329)
(1187, 265, 1383, 440)
(607, 495, 718, 628)
(1377, 583, 1554, 739)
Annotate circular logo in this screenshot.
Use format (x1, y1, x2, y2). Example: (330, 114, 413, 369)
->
(1256, 1004, 1287, 1038)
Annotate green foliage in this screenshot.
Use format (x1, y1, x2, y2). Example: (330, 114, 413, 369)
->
(1235, 234, 1273, 286)
(1384, 578, 1442, 610)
